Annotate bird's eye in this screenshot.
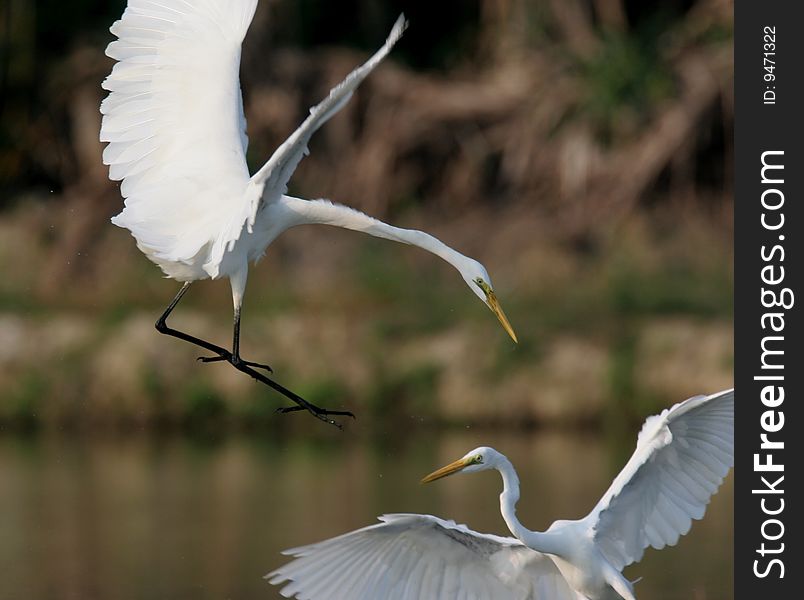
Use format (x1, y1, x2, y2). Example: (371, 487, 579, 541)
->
(473, 278, 490, 295)
(474, 454, 483, 463)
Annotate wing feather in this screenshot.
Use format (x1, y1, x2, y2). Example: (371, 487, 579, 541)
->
(205, 14, 407, 276)
(267, 514, 579, 600)
(246, 15, 407, 216)
(101, 0, 258, 273)
(585, 389, 734, 570)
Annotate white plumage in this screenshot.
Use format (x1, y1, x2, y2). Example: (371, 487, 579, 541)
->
(100, 1, 517, 422)
(269, 514, 581, 600)
(102, 0, 257, 280)
(585, 389, 734, 570)
(267, 389, 734, 598)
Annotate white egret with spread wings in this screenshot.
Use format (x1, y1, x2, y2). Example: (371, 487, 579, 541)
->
(100, 0, 517, 427)
(268, 388, 734, 599)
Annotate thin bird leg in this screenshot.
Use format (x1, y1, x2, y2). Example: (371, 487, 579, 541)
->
(155, 283, 355, 427)
(155, 282, 230, 357)
(197, 305, 273, 371)
(236, 367, 356, 428)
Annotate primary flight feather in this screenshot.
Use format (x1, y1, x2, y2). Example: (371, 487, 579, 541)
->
(268, 389, 734, 598)
(100, 0, 517, 425)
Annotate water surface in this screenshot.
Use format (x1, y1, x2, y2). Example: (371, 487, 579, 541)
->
(0, 428, 732, 599)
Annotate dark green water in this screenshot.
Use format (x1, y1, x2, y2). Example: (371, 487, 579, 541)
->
(0, 428, 732, 599)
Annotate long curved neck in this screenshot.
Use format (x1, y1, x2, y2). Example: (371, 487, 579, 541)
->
(277, 195, 471, 271)
(496, 456, 565, 556)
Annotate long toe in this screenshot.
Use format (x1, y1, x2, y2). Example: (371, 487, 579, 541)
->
(198, 355, 229, 363)
(276, 405, 354, 418)
(275, 404, 355, 428)
(226, 360, 351, 428)
(241, 360, 273, 372)
(321, 409, 356, 418)
(199, 354, 271, 371)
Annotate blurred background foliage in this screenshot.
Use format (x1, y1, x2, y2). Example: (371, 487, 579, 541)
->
(0, 0, 732, 431)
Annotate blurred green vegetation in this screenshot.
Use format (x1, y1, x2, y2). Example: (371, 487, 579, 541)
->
(577, 27, 675, 142)
(0, 214, 732, 432)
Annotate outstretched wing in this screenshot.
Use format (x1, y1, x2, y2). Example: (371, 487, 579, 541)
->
(245, 15, 407, 228)
(100, 0, 257, 270)
(585, 389, 734, 570)
(267, 514, 580, 600)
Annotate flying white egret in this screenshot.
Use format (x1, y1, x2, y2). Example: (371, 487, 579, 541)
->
(267, 388, 734, 599)
(100, 1, 517, 426)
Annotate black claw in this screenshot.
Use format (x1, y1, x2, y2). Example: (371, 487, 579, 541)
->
(198, 355, 226, 363)
(275, 405, 355, 428)
(198, 354, 273, 372)
(197, 355, 350, 427)
(197, 354, 272, 372)
(330, 410, 356, 419)
(241, 360, 273, 373)
(275, 405, 354, 416)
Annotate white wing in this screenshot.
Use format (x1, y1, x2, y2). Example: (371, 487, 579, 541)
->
(245, 15, 407, 227)
(100, 0, 257, 273)
(584, 389, 734, 570)
(267, 514, 581, 600)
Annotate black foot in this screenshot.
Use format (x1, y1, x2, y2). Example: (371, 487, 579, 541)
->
(276, 405, 355, 417)
(275, 405, 356, 429)
(223, 358, 353, 428)
(154, 283, 350, 427)
(193, 349, 350, 427)
(197, 353, 273, 372)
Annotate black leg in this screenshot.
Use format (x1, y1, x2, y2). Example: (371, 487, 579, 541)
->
(198, 304, 272, 371)
(156, 282, 231, 357)
(155, 283, 354, 427)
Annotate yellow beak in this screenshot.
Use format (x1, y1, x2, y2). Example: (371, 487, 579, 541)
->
(420, 457, 472, 484)
(487, 290, 518, 343)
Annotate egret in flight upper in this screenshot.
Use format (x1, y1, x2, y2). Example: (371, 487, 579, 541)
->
(100, 1, 517, 426)
(268, 388, 734, 599)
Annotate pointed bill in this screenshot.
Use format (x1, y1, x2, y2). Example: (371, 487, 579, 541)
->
(421, 457, 472, 484)
(487, 290, 518, 343)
